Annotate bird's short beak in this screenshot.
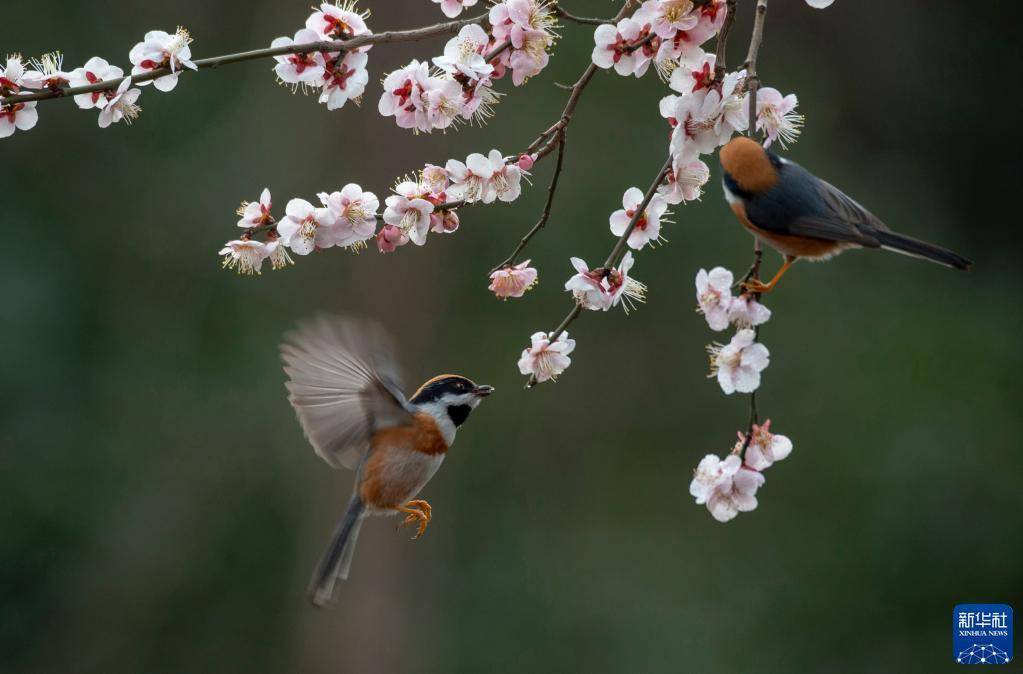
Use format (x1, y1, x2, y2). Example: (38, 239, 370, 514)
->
(473, 384, 495, 397)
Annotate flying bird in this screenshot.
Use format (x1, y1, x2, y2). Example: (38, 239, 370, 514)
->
(281, 316, 494, 606)
(719, 136, 971, 292)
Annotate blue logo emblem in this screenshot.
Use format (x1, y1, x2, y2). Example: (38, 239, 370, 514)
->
(954, 604, 1013, 665)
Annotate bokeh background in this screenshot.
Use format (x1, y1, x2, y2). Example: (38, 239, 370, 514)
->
(3, 2, 1022, 672)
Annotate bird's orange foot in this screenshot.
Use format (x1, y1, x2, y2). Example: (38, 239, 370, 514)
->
(741, 278, 774, 294)
(396, 500, 432, 540)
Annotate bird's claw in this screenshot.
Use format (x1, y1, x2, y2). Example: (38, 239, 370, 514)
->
(741, 278, 773, 294)
(396, 499, 432, 539)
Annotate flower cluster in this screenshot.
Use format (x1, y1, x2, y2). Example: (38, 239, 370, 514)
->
(696, 267, 771, 394)
(688, 419, 791, 522)
(564, 253, 646, 314)
(517, 330, 574, 383)
(219, 185, 382, 275)
(270, 3, 372, 110)
(378, 0, 556, 132)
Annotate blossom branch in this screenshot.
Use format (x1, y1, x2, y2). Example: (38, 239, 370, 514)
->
(713, 0, 738, 79)
(490, 131, 567, 274)
(0, 13, 487, 107)
(525, 154, 673, 387)
(743, 0, 769, 134)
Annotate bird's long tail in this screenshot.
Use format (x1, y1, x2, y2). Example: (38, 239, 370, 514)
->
(309, 493, 367, 607)
(872, 230, 972, 270)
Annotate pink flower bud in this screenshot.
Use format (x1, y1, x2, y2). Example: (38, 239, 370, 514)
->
(517, 154, 536, 171)
(376, 224, 406, 254)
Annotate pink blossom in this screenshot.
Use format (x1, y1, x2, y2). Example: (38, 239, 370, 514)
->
(219, 239, 273, 275)
(97, 78, 142, 128)
(727, 293, 772, 329)
(508, 29, 552, 85)
(756, 87, 803, 148)
(129, 28, 198, 92)
(689, 453, 763, 523)
(421, 164, 449, 196)
(22, 52, 70, 91)
(0, 56, 27, 94)
(376, 224, 407, 253)
(277, 198, 335, 255)
(270, 30, 327, 88)
(517, 330, 575, 383)
(605, 252, 647, 313)
(319, 51, 369, 110)
(68, 57, 123, 109)
(609, 187, 669, 250)
(306, 3, 371, 41)
(668, 50, 715, 94)
(433, 24, 494, 82)
(517, 154, 536, 171)
(707, 328, 770, 395)
(378, 60, 430, 130)
(421, 76, 465, 131)
(659, 158, 710, 204)
(237, 188, 273, 228)
(430, 209, 460, 234)
(446, 152, 493, 203)
(489, 260, 538, 299)
(641, 0, 700, 39)
(0, 101, 37, 138)
(740, 420, 793, 471)
(383, 182, 434, 246)
(591, 20, 641, 76)
(319, 183, 378, 248)
(565, 258, 612, 311)
(487, 149, 523, 202)
(695, 267, 734, 331)
(433, 0, 479, 18)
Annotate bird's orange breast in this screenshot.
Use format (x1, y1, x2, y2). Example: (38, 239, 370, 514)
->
(358, 413, 448, 509)
(730, 201, 848, 260)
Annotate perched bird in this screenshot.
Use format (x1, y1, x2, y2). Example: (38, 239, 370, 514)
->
(280, 316, 494, 606)
(719, 136, 971, 292)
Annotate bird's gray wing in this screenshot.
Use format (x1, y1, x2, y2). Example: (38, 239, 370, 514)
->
(749, 162, 884, 246)
(787, 176, 887, 246)
(280, 315, 412, 470)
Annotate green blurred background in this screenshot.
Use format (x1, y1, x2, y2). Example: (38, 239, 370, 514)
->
(3, 2, 1021, 672)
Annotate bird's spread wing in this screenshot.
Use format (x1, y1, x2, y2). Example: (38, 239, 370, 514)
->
(788, 177, 890, 246)
(281, 315, 412, 470)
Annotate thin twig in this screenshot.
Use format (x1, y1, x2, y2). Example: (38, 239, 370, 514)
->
(526, 154, 673, 387)
(744, 0, 769, 136)
(490, 131, 567, 274)
(553, 6, 610, 26)
(714, 0, 737, 80)
(1, 13, 487, 106)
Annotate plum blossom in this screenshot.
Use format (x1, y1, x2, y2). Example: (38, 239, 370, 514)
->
(319, 51, 369, 110)
(707, 464, 764, 522)
(97, 78, 142, 128)
(237, 188, 273, 228)
(487, 150, 523, 202)
(446, 152, 493, 203)
(129, 28, 198, 92)
(0, 101, 37, 138)
(421, 76, 465, 130)
(491, 0, 557, 85)
(489, 260, 538, 299)
(421, 164, 449, 196)
(688, 453, 764, 522)
(727, 293, 771, 329)
(642, 0, 700, 39)
(220, 239, 274, 275)
(565, 257, 612, 311)
(68, 57, 123, 109)
(755, 87, 803, 148)
(695, 267, 734, 331)
(376, 224, 407, 253)
(306, 2, 372, 42)
(659, 158, 709, 204)
(378, 60, 430, 130)
(277, 198, 335, 255)
(383, 181, 434, 246)
(431, 209, 460, 234)
(271, 29, 327, 91)
(22, 52, 70, 91)
(707, 328, 770, 394)
(668, 50, 715, 94)
(592, 19, 645, 77)
(433, 24, 494, 83)
(740, 420, 793, 471)
(669, 89, 727, 161)
(0, 56, 26, 94)
(517, 330, 575, 383)
(609, 187, 670, 250)
(318, 183, 378, 248)
(433, 0, 479, 18)
(605, 252, 647, 313)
